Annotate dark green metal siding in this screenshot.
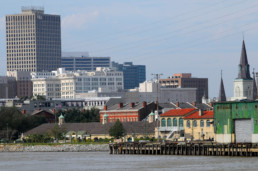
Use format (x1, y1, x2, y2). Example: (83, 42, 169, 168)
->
(214, 101, 258, 134)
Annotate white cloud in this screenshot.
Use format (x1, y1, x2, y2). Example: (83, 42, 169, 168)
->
(62, 10, 99, 30)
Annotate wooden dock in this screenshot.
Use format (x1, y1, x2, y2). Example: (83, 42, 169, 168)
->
(109, 142, 258, 157)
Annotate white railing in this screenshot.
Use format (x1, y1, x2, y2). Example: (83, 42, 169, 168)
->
(159, 126, 178, 132)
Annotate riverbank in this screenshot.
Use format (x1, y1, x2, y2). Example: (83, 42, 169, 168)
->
(0, 144, 109, 152)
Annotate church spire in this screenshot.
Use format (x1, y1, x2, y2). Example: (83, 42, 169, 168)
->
(218, 70, 226, 102)
(253, 69, 257, 100)
(238, 40, 251, 79)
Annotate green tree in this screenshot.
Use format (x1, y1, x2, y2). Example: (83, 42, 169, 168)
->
(0, 107, 47, 140)
(109, 120, 125, 139)
(56, 108, 100, 123)
(50, 125, 66, 140)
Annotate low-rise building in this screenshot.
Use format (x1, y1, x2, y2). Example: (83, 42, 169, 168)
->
(158, 108, 196, 140)
(100, 102, 157, 123)
(214, 101, 258, 143)
(24, 122, 156, 142)
(183, 110, 214, 141)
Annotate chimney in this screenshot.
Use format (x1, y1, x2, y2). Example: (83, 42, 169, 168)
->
(53, 108, 55, 114)
(104, 105, 107, 111)
(176, 102, 179, 107)
(22, 109, 26, 114)
(119, 103, 123, 108)
(199, 109, 203, 116)
(130, 102, 135, 108)
(142, 101, 147, 108)
(192, 101, 196, 107)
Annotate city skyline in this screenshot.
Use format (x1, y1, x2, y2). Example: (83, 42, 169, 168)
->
(1, 1, 258, 98)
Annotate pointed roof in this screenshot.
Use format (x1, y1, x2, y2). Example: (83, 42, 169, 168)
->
(253, 71, 257, 100)
(218, 77, 226, 102)
(238, 40, 251, 79)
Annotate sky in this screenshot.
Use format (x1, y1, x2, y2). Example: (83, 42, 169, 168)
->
(1, 0, 258, 99)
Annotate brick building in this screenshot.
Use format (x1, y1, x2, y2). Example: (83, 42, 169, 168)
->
(159, 73, 208, 103)
(100, 102, 157, 123)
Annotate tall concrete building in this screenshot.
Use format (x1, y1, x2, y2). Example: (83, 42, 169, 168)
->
(159, 73, 208, 103)
(6, 7, 61, 72)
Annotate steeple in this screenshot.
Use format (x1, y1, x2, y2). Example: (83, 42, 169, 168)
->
(218, 70, 226, 102)
(252, 69, 257, 100)
(238, 40, 251, 79)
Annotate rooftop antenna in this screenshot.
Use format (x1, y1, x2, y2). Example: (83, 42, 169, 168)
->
(221, 69, 223, 79)
(242, 31, 245, 41)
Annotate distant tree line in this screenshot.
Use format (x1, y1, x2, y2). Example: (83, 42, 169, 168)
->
(0, 107, 47, 140)
(56, 108, 100, 123)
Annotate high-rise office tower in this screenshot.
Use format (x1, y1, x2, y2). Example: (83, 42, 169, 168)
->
(6, 7, 61, 72)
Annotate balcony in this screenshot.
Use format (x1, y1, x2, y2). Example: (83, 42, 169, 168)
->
(159, 126, 178, 132)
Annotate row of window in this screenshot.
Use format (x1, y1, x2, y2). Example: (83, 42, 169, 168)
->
(161, 118, 211, 128)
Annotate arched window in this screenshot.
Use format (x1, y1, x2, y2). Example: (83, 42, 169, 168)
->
(161, 118, 166, 127)
(167, 118, 172, 127)
(179, 118, 183, 128)
(206, 120, 210, 127)
(173, 118, 177, 127)
(200, 120, 204, 127)
(187, 120, 191, 128)
(193, 120, 197, 127)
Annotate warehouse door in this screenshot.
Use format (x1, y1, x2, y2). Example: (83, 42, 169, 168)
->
(235, 119, 252, 143)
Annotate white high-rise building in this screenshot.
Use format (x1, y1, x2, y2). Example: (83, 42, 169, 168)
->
(31, 67, 123, 99)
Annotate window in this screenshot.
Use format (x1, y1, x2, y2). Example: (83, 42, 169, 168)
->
(173, 118, 177, 127)
(200, 120, 204, 127)
(187, 120, 191, 128)
(167, 118, 171, 127)
(161, 118, 166, 127)
(206, 120, 210, 127)
(193, 120, 197, 127)
(179, 118, 183, 128)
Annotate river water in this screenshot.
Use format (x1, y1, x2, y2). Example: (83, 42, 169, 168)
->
(0, 152, 257, 171)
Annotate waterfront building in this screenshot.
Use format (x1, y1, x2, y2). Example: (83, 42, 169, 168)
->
(112, 62, 146, 89)
(183, 110, 214, 141)
(214, 101, 258, 143)
(158, 108, 196, 140)
(6, 7, 61, 72)
(24, 122, 156, 142)
(159, 73, 208, 103)
(7, 71, 32, 98)
(61, 56, 110, 71)
(31, 67, 123, 99)
(99, 101, 157, 123)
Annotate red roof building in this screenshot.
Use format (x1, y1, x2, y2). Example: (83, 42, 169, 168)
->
(183, 110, 213, 119)
(160, 108, 196, 117)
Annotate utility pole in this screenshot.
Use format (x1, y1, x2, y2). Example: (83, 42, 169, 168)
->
(6, 123, 8, 142)
(152, 73, 163, 142)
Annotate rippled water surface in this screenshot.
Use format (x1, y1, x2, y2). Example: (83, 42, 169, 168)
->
(0, 152, 257, 171)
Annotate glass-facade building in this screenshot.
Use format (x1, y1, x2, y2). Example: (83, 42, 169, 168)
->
(112, 62, 146, 89)
(61, 57, 110, 71)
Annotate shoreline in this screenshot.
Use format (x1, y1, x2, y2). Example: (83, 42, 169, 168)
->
(0, 144, 109, 152)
